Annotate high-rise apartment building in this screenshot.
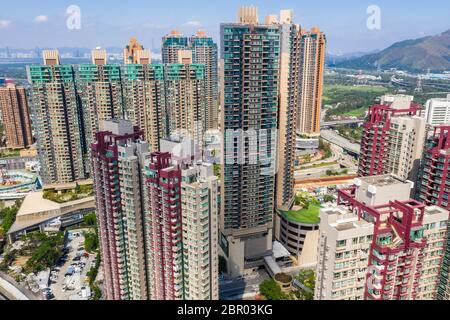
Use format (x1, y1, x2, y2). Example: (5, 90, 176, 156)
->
(424, 95, 450, 126)
(91, 119, 148, 300)
(181, 163, 219, 300)
(164, 62, 206, 150)
(162, 30, 219, 130)
(123, 59, 205, 153)
(78, 49, 124, 152)
(123, 63, 166, 152)
(417, 125, 450, 210)
(297, 27, 326, 136)
(358, 95, 426, 182)
(142, 152, 184, 300)
(415, 125, 450, 300)
(220, 6, 280, 276)
(27, 49, 86, 184)
(0, 83, 33, 149)
(124, 37, 151, 65)
(162, 30, 189, 64)
(190, 31, 219, 130)
(315, 174, 449, 300)
(275, 9, 300, 211)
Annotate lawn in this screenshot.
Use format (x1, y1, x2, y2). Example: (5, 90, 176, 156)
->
(323, 84, 389, 121)
(300, 161, 338, 170)
(43, 184, 94, 203)
(281, 204, 320, 224)
(343, 106, 368, 118)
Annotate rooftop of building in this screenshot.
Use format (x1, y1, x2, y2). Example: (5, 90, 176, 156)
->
(357, 174, 405, 187)
(8, 190, 95, 235)
(279, 204, 320, 225)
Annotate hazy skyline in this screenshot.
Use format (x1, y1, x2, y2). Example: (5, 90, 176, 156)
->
(0, 0, 449, 54)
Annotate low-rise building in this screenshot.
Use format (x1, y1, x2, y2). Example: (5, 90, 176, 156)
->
(7, 191, 95, 243)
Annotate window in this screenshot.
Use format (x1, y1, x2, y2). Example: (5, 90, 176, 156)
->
(337, 240, 347, 248)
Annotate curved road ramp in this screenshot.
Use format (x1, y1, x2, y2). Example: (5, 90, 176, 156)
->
(0, 274, 29, 300)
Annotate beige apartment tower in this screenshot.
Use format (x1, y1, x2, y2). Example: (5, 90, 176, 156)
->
(297, 27, 326, 136)
(28, 49, 86, 184)
(124, 37, 151, 65)
(181, 163, 219, 300)
(0, 83, 33, 149)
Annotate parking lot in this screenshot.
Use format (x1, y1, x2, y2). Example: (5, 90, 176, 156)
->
(48, 229, 96, 300)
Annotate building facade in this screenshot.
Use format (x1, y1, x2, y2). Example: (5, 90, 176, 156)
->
(297, 27, 326, 136)
(0, 83, 33, 149)
(275, 9, 300, 211)
(124, 37, 151, 65)
(220, 6, 280, 276)
(28, 50, 86, 184)
(315, 175, 449, 300)
(162, 30, 189, 64)
(190, 31, 219, 130)
(358, 95, 426, 182)
(424, 95, 450, 126)
(91, 119, 148, 300)
(143, 152, 184, 300)
(78, 49, 124, 154)
(181, 163, 219, 300)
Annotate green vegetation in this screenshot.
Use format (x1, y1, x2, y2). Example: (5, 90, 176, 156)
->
(292, 269, 315, 300)
(0, 149, 21, 159)
(0, 202, 20, 237)
(325, 169, 348, 176)
(43, 184, 94, 203)
(323, 84, 388, 121)
(319, 139, 332, 159)
(83, 212, 96, 227)
(259, 279, 288, 300)
(84, 231, 98, 253)
(24, 232, 65, 273)
(83, 212, 98, 253)
(87, 253, 101, 300)
(213, 164, 221, 178)
(300, 161, 338, 170)
(282, 193, 321, 224)
(281, 205, 320, 224)
(323, 195, 335, 203)
(336, 125, 363, 143)
(295, 193, 320, 208)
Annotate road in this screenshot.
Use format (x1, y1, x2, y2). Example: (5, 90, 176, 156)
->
(321, 129, 361, 155)
(219, 270, 269, 300)
(50, 229, 95, 300)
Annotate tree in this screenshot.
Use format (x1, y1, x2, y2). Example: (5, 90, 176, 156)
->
(84, 231, 99, 253)
(323, 195, 335, 203)
(25, 232, 65, 273)
(259, 279, 287, 300)
(83, 212, 97, 227)
(0, 205, 19, 237)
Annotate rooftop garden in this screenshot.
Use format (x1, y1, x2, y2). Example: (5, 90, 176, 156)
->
(280, 193, 321, 224)
(43, 184, 94, 203)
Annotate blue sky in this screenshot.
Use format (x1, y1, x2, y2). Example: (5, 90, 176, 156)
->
(0, 0, 449, 54)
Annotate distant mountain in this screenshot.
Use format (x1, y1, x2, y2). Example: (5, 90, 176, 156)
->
(326, 50, 379, 65)
(334, 30, 450, 72)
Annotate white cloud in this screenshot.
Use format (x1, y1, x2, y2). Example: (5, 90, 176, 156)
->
(185, 21, 202, 27)
(33, 15, 49, 24)
(0, 20, 11, 28)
